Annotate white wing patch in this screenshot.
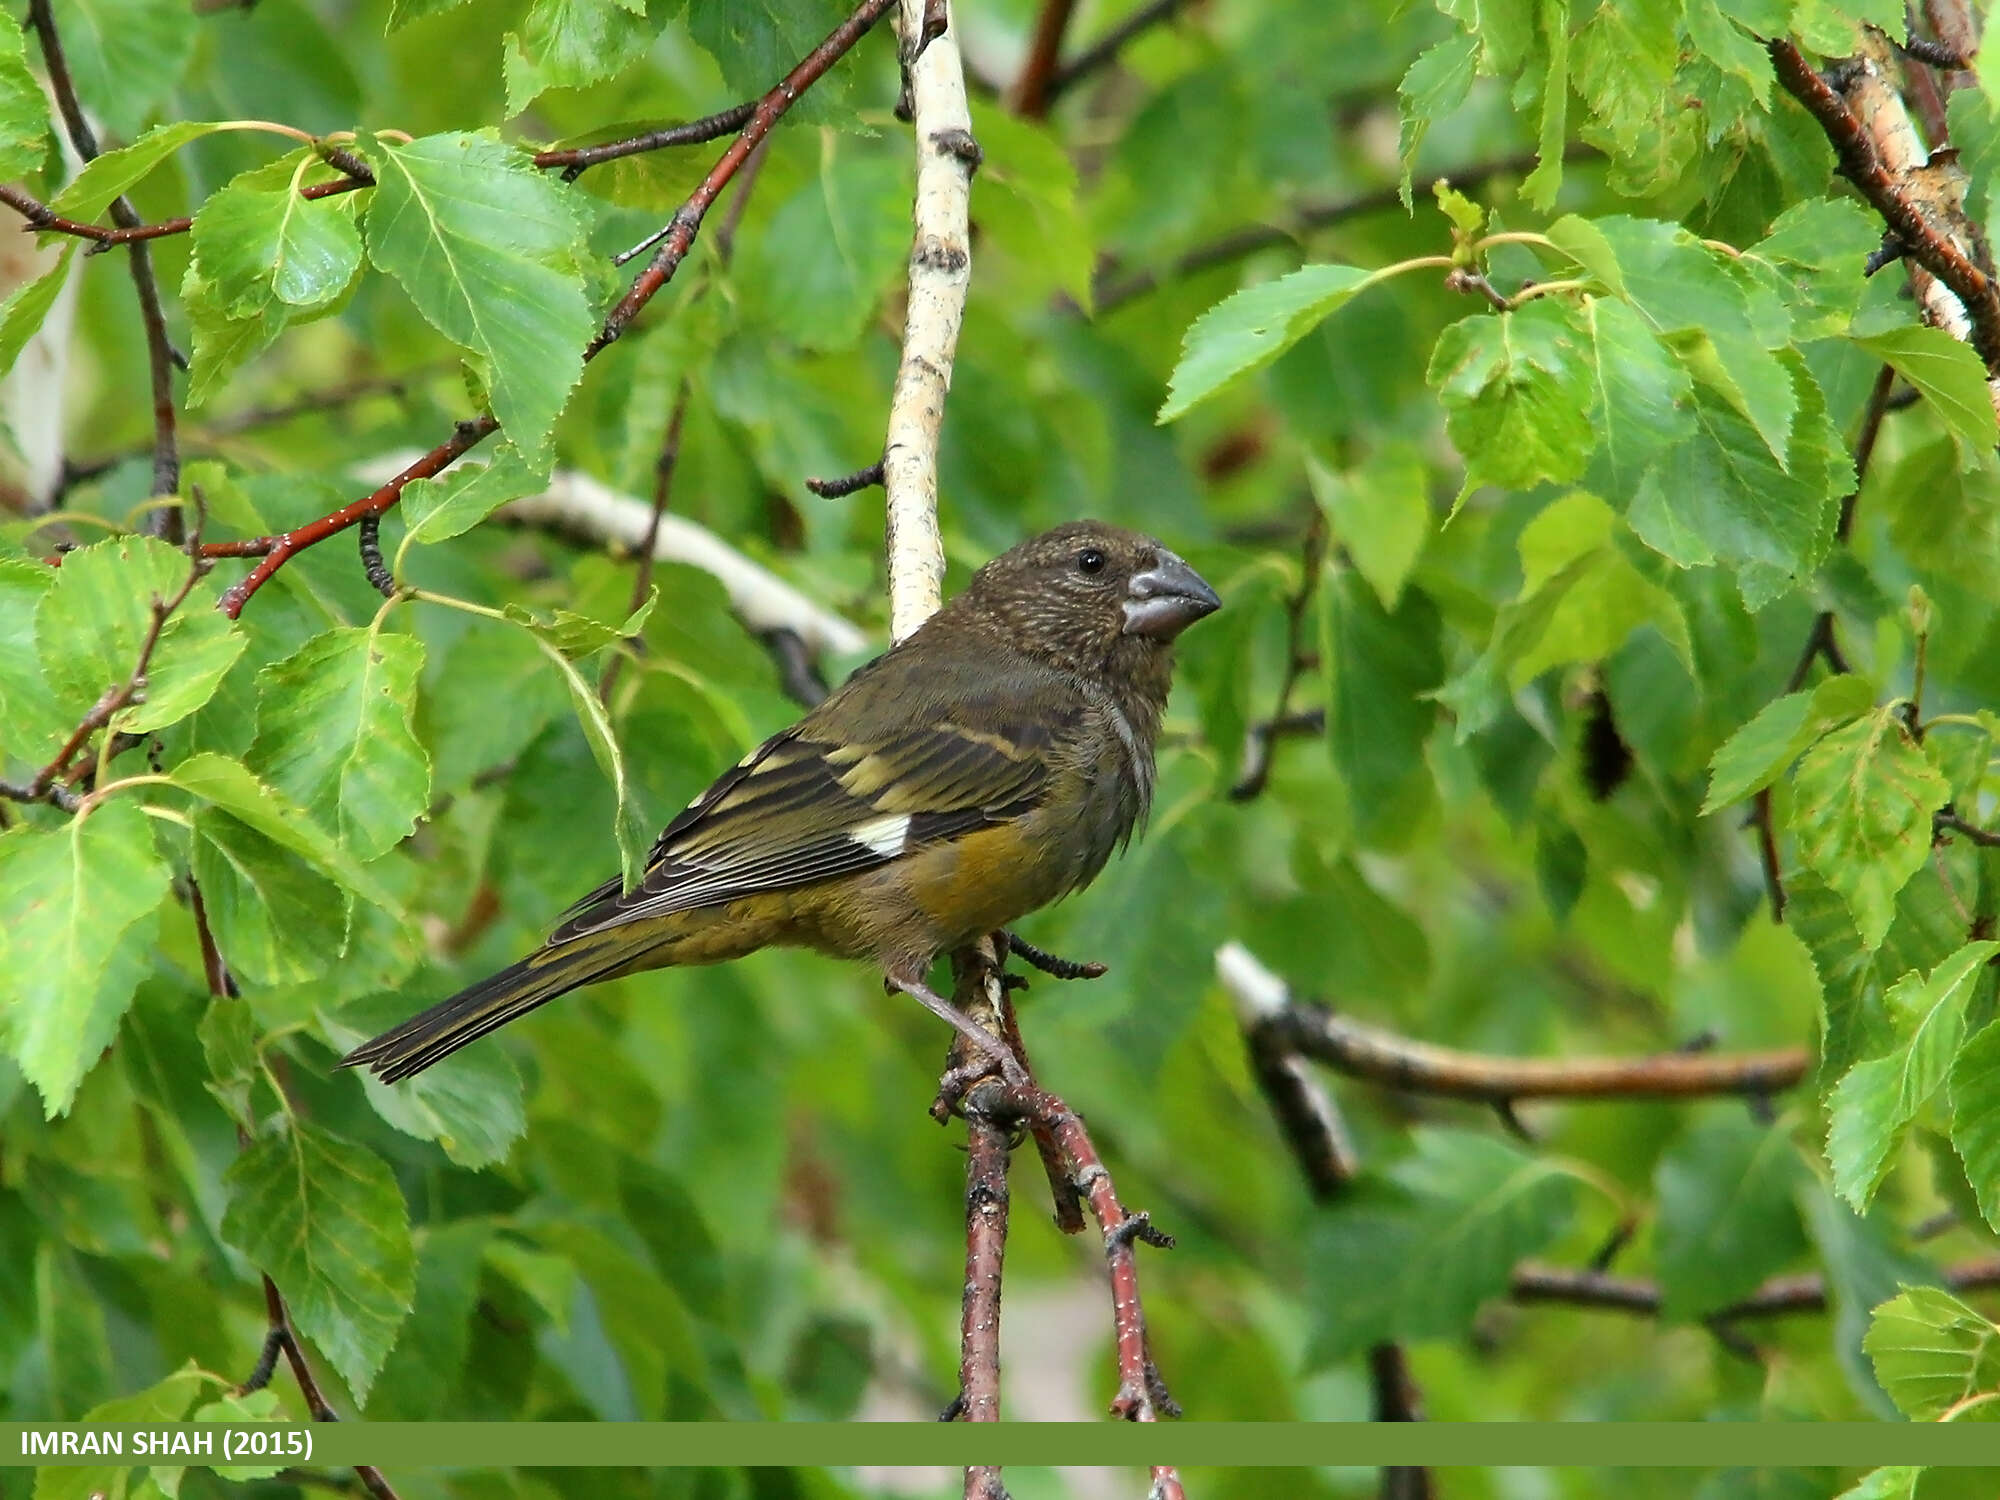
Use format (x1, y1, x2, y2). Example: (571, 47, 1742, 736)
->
(849, 813, 912, 858)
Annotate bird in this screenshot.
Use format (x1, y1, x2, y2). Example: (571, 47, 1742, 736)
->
(341, 521, 1221, 1086)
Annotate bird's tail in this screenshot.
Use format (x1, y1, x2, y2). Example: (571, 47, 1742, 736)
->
(339, 937, 626, 1083)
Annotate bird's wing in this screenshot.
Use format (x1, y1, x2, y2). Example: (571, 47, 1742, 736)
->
(548, 666, 1085, 942)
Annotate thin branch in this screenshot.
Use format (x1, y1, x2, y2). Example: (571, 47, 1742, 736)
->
(956, 1090, 1011, 1429)
(1226, 942, 1422, 1499)
(1217, 943, 1809, 1104)
(4, 109, 767, 248)
(597, 381, 689, 707)
(805, 459, 886, 498)
(1939, 810, 2000, 846)
(1044, 0, 1191, 104)
(537, 103, 760, 179)
(1094, 147, 1590, 311)
(1511, 1254, 2000, 1319)
(27, 0, 180, 508)
(1839, 361, 1899, 541)
(240, 1278, 401, 1500)
(1010, 0, 1077, 117)
(206, 0, 896, 617)
(884, 0, 976, 640)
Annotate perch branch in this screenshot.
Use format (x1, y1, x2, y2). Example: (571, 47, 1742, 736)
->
(1217, 943, 1809, 1103)
(884, 0, 976, 640)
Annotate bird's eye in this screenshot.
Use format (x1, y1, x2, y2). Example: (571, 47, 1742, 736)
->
(1076, 548, 1107, 576)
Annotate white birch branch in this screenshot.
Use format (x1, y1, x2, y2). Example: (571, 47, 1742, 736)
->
(1844, 30, 2000, 420)
(350, 454, 867, 658)
(884, 0, 976, 642)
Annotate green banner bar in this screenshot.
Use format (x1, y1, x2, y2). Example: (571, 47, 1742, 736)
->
(7, 1423, 2000, 1469)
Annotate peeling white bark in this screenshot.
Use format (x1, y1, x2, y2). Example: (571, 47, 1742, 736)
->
(884, 0, 975, 642)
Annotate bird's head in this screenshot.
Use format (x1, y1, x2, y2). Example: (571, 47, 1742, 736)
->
(947, 521, 1222, 677)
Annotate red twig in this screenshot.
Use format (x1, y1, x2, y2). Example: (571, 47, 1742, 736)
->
(215, 416, 498, 616)
(1011, 0, 1076, 117)
(206, 0, 895, 616)
(1044, 0, 1193, 104)
(596, 0, 896, 344)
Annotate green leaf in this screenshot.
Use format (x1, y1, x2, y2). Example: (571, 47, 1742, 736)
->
(324, 994, 526, 1170)
(739, 133, 911, 353)
(197, 995, 260, 1129)
(245, 627, 431, 862)
(191, 1388, 286, 1481)
(1580, 294, 1693, 499)
(1948, 1017, 2000, 1233)
(0, 801, 168, 1116)
(192, 809, 349, 987)
(1702, 674, 1876, 813)
(1426, 300, 1597, 500)
(220, 1119, 415, 1402)
(34, 1363, 207, 1500)
(1161, 264, 1391, 422)
(1628, 356, 1847, 606)
(531, 630, 649, 890)
(36, 535, 245, 735)
(970, 101, 1093, 309)
(686, 0, 847, 107)
(399, 440, 550, 546)
(1853, 325, 2000, 466)
(46, 0, 195, 139)
(1518, 0, 1569, 210)
(422, 622, 569, 794)
(1306, 1128, 1578, 1361)
(1307, 444, 1431, 610)
(1551, 215, 1797, 462)
(0, 245, 76, 381)
(0, 555, 66, 763)
(1396, 34, 1478, 200)
(1324, 573, 1442, 846)
(0, 8, 48, 184)
(363, 1221, 491, 1418)
(1753, 197, 1884, 338)
(503, 591, 655, 660)
(1654, 1113, 1808, 1320)
(1791, 711, 1952, 949)
(190, 154, 365, 317)
(1827, 941, 1998, 1210)
(362, 131, 593, 456)
(387, 0, 472, 27)
(504, 0, 674, 117)
(180, 265, 288, 408)
(47, 120, 228, 224)
(1865, 1286, 2000, 1420)
(165, 752, 390, 901)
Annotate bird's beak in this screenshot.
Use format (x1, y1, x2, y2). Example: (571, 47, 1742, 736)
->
(1122, 552, 1222, 639)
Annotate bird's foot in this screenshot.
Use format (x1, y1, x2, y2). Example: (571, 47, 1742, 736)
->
(890, 970, 1030, 1099)
(1006, 931, 1107, 981)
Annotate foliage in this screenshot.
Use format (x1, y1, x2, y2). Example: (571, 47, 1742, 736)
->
(4, 0, 2000, 1492)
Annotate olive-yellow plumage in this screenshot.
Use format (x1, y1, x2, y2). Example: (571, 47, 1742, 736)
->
(342, 521, 1221, 1084)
